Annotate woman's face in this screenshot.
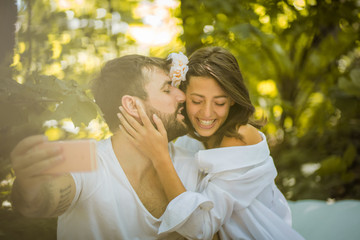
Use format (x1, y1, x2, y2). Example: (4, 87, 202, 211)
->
(186, 76, 234, 137)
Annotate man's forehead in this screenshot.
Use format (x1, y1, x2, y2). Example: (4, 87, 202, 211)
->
(142, 66, 170, 85)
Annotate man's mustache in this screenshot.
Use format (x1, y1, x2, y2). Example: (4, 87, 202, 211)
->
(175, 103, 184, 117)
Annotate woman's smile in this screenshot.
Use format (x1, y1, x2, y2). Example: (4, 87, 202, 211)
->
(197, 118, 216, 129)
(186, 76, 234, 137)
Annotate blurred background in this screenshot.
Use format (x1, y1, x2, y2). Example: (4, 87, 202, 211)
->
(0, 0, 359, 238)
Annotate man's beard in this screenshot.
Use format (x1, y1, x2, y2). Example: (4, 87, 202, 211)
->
(144, 103, 188, 142)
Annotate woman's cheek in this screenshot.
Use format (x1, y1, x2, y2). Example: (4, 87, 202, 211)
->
(186, 104, 198, 120)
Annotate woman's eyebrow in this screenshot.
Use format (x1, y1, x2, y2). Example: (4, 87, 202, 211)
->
(190, 93, 228, 99)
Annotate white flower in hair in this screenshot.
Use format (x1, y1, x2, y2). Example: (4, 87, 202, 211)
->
(167, 52, 189, 87)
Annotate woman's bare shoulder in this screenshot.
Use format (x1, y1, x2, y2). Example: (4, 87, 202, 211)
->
(220, 124, 262, 147)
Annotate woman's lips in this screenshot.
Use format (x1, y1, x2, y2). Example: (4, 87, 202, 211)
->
(197, 119, 216, 129)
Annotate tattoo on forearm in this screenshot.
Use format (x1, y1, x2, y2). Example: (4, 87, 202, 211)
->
(51, 184, 72, 216)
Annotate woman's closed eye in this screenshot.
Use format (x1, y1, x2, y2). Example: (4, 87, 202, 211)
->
(215, 102, 226, 106)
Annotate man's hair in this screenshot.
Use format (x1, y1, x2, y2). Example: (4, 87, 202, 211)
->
(180, 46, 265, 146)
(91, 54, 170, 132)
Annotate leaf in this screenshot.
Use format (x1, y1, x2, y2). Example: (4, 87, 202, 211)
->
(350, 69, 360, 87)
(338, 76, 360, 96)
(54, 94, 97, 127)
(71, 100, 98, 127)
(230, 23, 265, 40)
(318, 155, 346, 176)
(343, 144, 356, 167)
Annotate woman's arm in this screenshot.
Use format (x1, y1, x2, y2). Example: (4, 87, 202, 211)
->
(118, 102, 185, 201)
(118, 103, 234, 239)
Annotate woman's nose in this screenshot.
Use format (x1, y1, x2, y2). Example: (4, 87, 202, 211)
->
(201, 103, 212, 118)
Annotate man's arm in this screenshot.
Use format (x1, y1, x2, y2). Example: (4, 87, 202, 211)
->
(10, 135, 76, 218)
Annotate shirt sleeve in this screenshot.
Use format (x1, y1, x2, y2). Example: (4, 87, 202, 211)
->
(159, 182, 236, 239)
(160, 136, 286, 239)
(65, 154, 104, 213)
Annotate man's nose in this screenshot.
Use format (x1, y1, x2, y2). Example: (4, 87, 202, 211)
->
(174, 88, 186, 103)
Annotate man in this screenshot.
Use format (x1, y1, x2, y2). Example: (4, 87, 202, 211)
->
(10, 55, 195, 239)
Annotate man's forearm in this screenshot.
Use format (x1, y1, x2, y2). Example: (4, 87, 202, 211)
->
(11, 180, 54, 217)
(11, 174, 75, 218)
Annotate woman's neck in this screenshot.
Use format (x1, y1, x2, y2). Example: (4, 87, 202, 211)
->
(204, 136, 219, 149)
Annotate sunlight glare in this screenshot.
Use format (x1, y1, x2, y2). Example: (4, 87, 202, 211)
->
(257, 80, 278, 97)
(129, 0, 180, 46)
(128, 26, 174, 46)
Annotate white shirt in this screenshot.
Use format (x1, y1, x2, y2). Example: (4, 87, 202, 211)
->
(58, 133, 304, 240)
(57, 138, 186, 240)
(159, 132, 305, 240)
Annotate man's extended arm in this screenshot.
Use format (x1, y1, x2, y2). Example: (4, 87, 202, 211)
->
(10, 135, 75, 218)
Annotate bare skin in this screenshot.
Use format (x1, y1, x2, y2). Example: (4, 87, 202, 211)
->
(118, 102, 186, 202)
(119, 103, 224, 239)
(11, 66, 186, 221)
(111, 131, 170, 218)
(10, 133, 170, 219)
(118, 102, 262, 240)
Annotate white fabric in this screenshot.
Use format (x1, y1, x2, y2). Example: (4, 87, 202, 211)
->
(160, 132, 305, 240)
(289, 200, 360, 240)
(57, 138, 185, 240)
(57, 132, 305, 240)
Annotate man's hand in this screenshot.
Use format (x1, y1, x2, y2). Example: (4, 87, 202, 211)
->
(11, 135, 64, 177)
(11, 135, 75, 217)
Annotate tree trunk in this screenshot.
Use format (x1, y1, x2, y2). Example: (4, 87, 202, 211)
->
(180, 0, 204, 55)
(0, 0, 17, 78)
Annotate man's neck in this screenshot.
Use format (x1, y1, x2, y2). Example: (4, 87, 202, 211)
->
(111, 131, 153, 179)
(110, 131, 169, 218)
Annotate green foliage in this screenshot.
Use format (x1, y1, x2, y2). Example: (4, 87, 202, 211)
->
(0, 0, 145, 237)
(2, 0, 146, 158)
(181, 0, 360, 200)
(1, 0, 359, 237)
(14, 0, 141, 83)
(0, 75, 100, 170)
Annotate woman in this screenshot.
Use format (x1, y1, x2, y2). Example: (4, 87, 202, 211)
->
(118, 47, 304, 240)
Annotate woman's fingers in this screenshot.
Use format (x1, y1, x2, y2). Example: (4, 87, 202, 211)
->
(119, 124, 144, 150)
(118, 106, 145, 133)
(135, 100, 153, 128)
(117, 112, 140, 139)
(153, 114, 167, 138)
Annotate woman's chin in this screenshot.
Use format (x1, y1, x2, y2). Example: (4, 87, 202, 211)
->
(194, 129, 216, 137)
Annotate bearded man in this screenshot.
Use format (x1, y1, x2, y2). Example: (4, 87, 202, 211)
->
(11, 55, 194, 239)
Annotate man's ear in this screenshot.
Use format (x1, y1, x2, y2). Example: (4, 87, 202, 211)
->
(121, 95, 140, 118)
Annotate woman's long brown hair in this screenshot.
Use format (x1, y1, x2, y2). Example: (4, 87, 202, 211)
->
(180, 46, 265, 147)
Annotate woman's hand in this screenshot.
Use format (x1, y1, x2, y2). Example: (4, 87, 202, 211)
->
(118, 100, 186, 201)
(117, 100, 169, 165)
